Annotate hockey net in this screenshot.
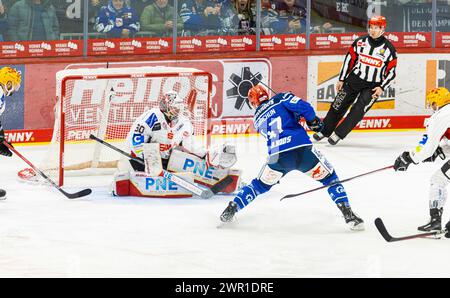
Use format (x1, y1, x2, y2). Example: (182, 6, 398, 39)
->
(26, 66, 212, 186)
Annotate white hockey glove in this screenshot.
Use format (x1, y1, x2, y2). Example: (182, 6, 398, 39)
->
(206, 144, 237, 169)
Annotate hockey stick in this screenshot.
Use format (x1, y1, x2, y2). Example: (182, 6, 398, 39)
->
(374, 218, 447, 242)
(280, 165, 393, 201)
(89, 134, 215, 199)
(256, 80, 277, 94)
(2, 141, 92, 199)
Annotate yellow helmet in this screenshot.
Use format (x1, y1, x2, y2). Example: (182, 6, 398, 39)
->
(426, 87, 450, 110)
(0, 67, 22, 96)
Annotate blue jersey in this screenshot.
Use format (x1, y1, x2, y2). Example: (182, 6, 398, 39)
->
(95, 1, 140, 38)
(253, 92, 316, 156)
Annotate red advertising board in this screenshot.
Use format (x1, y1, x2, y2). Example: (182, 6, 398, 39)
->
(310, 33, 363, 50)
(310, 32, 433, 50)
(87, 37, 173, 56)
(385, 32, 432, 48)
(6, 115, 427, 144)
(436, 32, 450, 48)
(177, 35, 256, 53)
(0, 40, 83, 58)
(260, 34, 307, 51)
(4, 129, 53, 144)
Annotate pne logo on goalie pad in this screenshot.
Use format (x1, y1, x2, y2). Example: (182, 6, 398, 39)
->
(183, 159, 214, 179)
(145, 177, 179, 191)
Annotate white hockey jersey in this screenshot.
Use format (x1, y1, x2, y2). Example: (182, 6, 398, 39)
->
(125, 108, 206, 160)
(410, 104, 450, 164)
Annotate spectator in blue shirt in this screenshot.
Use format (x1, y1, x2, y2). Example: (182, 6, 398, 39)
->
(179, 0, 221, 36)
(94, 0, 140, 38)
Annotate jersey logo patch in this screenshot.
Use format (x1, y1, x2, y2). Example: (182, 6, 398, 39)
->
(132, 134, 145, 146)
(145, 113, 158, 128)
(360, 54, 383, 68)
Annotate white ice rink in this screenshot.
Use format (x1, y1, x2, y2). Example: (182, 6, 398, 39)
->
(1, 131, 449, 277)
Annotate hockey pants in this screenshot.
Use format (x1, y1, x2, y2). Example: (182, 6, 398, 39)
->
(321, 73, 381, 139)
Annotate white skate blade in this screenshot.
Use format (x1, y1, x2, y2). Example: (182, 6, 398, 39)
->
(216, 217, 237, 229)
(349, 221, 365, 231)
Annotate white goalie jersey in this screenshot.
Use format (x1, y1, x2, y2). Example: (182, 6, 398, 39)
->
(410, 104, 450, 164)
(125, 107, 206, 161)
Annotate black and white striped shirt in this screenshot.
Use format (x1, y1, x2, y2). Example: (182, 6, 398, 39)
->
(339, 35, 397, 90)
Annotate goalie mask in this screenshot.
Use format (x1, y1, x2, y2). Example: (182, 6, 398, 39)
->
(160, 91, 185, 121)
(0, 67, 22, 96)
(426, 87, 450, 111)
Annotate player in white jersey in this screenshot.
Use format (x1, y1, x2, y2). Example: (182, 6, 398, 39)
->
(0, 66, 22, 200)
(113, 91, 240, 198)
(393, 87, 450, 237)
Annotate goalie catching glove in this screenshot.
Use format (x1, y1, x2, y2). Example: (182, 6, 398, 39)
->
(206, 143, 237, 169)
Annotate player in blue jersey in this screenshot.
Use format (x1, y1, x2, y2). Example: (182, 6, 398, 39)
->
(219, 85, 364, 231)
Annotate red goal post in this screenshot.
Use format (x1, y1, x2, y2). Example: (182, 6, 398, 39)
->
(41, 66, 213, 186)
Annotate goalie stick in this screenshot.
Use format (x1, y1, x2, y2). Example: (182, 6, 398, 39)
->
(280, 165, 393, 201)
(89, 134, 230, 199)
(2, 141, 92, 199)
(374, 218, 447, 242)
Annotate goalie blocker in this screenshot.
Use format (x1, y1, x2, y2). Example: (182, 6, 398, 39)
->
(113, 146, 241, 198)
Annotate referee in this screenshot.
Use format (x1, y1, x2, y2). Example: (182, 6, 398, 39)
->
(314, 15, 397, 145)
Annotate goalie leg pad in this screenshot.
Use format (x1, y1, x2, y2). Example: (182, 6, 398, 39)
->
(429, 168, 449, 209)
(112, 171, 131, 196)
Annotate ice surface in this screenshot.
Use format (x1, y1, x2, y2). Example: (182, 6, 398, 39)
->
(1, 131, 449, 277)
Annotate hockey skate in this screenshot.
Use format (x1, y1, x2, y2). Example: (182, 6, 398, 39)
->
(312, 132, 325, 141)
(328, 132, 341, 146)
(337, 202, 365, 231)
(445, 221, 450, 239)
(418, 208, 442, 232)
(0, 189, 6, 200)
(220, 201, 238, 223)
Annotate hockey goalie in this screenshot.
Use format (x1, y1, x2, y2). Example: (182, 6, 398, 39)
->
(113, 91, 242, 198)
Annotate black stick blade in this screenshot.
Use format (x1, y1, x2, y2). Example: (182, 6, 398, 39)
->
(211, 176, 234, 194)
(62, 188, 92, 199)
(374, 218, 394, 242)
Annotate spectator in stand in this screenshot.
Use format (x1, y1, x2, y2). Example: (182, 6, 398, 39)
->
(94, 0, 140, 38)
(0, 1, 7, 41)
(276, 0, 332, 34)
(128, 0, 153, 15)
(140, 0, 182, 37)
(89, 0, 108, 31)
(276, 0, 305, 33)
(179, 0, 221, 36)
(220, 0, 255, 35)
(259, 0, 284, 35)
(7, 0, 59, 41)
